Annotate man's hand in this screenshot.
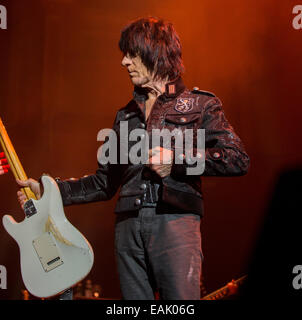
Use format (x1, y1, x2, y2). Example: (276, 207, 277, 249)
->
(16, 178, 42, 209)
(148, 146, 173, 178)
(0, 152, 9, 175)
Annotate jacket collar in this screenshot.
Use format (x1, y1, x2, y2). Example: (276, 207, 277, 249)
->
(163, 77, 186, 100)
(133, 77, 186, 103)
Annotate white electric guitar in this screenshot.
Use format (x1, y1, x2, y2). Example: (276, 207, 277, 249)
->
(0, 117, 94, 298)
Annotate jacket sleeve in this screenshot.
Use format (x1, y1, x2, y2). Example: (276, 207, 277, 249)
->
(56, 162, 121, 206)
(171, 97, 250, 177)
(55, 116, 122, 206)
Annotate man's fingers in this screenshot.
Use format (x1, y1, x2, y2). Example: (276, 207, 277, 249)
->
(148, 147, 160, 157)
(148, 156, 156, 165)
(17, 191, 27, 201)
(17, 190, 26, 198)
(148, 148, 163, 165)
(148, 155, 173, 165)
(16, 178, 41, 200)
(148, 163, 172, 178)
(16, 180, 39, 210)
(18, 197, 26, 205)
(17, 190, 27, 209)
(18, 199, 25, 210)
(148, 147, 173, 165)
(16, 178, 30, 187)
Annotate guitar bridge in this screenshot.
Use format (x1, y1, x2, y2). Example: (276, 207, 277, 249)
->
(24, 199, 37, 218)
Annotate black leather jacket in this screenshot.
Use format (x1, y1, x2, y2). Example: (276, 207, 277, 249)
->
(56, 78, 249, 217)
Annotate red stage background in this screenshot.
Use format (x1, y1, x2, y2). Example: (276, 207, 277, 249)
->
(0, 0, 301, 299)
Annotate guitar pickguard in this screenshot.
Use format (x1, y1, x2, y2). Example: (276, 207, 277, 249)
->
(32, 232, 64, 272)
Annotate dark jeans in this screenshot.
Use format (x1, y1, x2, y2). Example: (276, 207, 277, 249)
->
(114, 207, 203, 300)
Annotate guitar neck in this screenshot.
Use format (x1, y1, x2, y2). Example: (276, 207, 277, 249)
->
(201, 275, 247, 300)
(0, 117, 36, 200)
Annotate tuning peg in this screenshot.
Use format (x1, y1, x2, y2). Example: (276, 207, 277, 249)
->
(227, 280, 238, 295)
(0, 158, 8, 164)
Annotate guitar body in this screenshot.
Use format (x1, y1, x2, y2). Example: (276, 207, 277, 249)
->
(2, 175, 94, 298)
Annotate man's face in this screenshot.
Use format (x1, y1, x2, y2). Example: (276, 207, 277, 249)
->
(121, 53, 153, 87)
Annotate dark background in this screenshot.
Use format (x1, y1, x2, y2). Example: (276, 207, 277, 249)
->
(0, 0, 301, 299)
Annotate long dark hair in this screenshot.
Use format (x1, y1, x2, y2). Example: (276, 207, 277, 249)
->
(119, 17, 184, 81)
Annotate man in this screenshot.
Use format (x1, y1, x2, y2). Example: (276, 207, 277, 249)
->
(13, 17, 249, 300)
